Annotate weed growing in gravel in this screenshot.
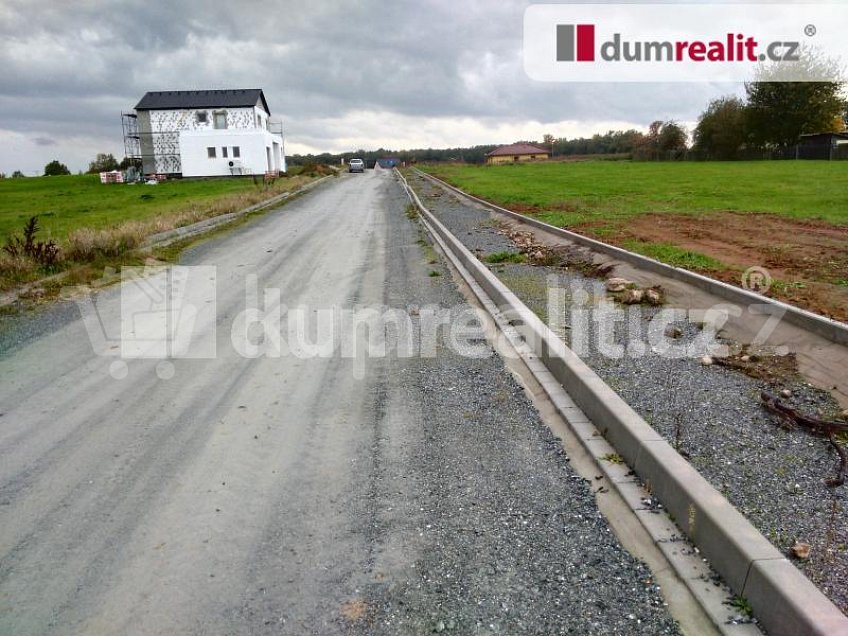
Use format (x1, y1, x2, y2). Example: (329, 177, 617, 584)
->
(728, 595, 753, 617)
(600, 453, 624, 464)
(405, 204, 418, 219)
(428, 270, 441, 277)
(484, 251, 526, 264)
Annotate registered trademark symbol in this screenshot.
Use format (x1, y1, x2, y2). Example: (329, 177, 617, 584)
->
(804, 24, 817, 37)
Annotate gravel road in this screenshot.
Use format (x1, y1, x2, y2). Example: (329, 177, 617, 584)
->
(0, 170, 678, 634)
(406, 170, 848, 618)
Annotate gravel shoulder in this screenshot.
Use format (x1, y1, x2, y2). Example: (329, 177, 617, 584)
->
(406, 170, 848, 618)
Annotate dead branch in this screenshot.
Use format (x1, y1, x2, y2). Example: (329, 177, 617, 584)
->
(760, 391, 848, 487)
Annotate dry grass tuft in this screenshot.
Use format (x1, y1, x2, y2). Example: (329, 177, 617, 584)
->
(65, 223, 147, 261)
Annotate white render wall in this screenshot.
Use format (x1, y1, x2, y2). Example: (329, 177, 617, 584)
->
(179, 129, 286, 177)
(148, 107, 261, 134)
(139, 102, 286, 176)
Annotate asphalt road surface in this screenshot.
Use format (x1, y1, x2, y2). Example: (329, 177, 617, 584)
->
(0, 170, 678, 635)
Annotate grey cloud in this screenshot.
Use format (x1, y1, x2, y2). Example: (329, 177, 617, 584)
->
(31, 136, 55, 146)
(0, 0, 742, 172)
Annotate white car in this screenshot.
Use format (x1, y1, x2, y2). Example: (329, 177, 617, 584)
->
(348, 158, 365, 173)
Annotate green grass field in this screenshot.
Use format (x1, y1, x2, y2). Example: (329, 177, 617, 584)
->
(0, 174, 290, 241)
(423, 160, 848, 228)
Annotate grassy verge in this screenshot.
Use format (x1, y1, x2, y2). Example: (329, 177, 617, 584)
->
(620, 240, 725, 272)
(0, 172, 321, 296)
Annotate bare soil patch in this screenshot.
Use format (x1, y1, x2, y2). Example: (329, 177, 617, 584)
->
(588, 212, 848, 322)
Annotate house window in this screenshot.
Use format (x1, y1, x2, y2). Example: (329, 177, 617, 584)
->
(232, 146, 241, 158)
(207, 147, 216, 158)
(213, 111, 227, 129)
(256, 114, 262, 128)
(222, 147, 228, 158)
(196, 111, 208, 124)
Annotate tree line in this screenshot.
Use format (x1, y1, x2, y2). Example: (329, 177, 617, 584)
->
(693, 73, 845, 160)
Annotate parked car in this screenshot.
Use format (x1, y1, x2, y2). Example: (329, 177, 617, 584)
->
(348, 158, 365, 173)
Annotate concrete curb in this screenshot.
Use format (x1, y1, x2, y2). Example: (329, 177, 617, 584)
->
(397, 169, 848, 636)
(414, 169, 848, 347)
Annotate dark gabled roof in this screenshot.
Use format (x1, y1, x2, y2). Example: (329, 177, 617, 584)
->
(799, 131, 848, 140)
(487, 143, 549, 157)
(135, 89, 270, 114)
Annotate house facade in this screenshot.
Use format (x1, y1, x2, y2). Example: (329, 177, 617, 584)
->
(123, 89, 286, 177)
(486, 143, 550, 165)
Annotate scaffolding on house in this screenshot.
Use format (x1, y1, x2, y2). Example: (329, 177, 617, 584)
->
(121, 112, 182, 175)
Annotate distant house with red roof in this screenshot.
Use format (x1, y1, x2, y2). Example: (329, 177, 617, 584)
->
(486, 143, 549, 165)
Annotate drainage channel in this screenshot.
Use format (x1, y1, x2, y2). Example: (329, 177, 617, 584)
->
(396, 169, 848, 636)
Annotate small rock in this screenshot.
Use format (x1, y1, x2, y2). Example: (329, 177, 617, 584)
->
(841, 409, 848, 420)
(434, 620, 446, 633)
(740, 355, 751, 363)
(665, 326, 683, 339)
(644, 288, 663, 305)
(780, 389, 792, 399)
(606, 277, 631, 292)
(791, 541, 811, 560)
(701, 356, 714, 366)
(532, 250, 544, 261)
(622, 288, 644, 304)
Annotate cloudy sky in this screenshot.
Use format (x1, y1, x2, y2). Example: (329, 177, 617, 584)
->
(0, 0, 745, 174)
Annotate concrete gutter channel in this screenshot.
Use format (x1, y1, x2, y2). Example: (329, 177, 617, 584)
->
(396, 169, 848, 636)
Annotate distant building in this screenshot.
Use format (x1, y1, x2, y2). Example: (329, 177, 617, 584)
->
(122, 89, 286, 177)
(797, 132, 848, 160)
(486, 143, 549, 165)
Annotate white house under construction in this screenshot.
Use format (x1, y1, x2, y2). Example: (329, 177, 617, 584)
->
(122, 89, 286, 177)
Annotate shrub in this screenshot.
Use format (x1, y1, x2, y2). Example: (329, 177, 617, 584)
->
(3, 216, 61, 268)
(43, 160, 71, 176)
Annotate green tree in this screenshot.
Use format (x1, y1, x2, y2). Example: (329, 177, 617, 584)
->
(658, 121, 688, 158)
(11, 170, 25, 178)
(745, 52, 845, 149)
(635, 121, 687, 160)
(118, 156, 142, 170)
(87, 153, 119, 173)
(693, 96, 749, 160)
(43, 160, 71, 176)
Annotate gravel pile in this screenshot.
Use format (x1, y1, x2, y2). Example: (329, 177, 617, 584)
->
(408, 171, 848, 617)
